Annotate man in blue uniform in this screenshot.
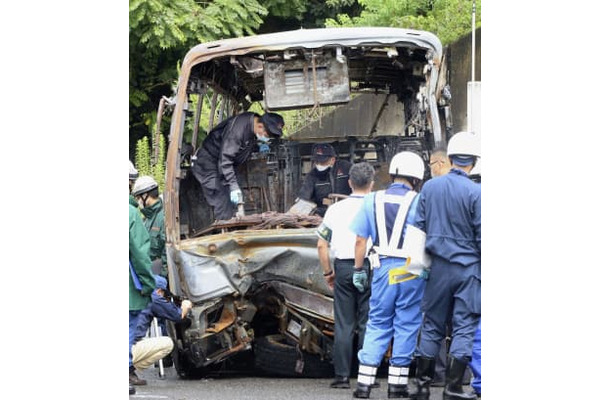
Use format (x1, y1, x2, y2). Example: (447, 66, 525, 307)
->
(411, 132, 481, 400)
(349, 151, 427, 399)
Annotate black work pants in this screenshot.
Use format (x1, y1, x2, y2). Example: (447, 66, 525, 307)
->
(332, 258, 371, 377)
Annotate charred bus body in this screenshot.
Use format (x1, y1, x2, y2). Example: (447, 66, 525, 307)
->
(163, 27, 450, 378)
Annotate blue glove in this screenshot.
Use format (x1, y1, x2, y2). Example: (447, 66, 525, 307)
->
(352, 267, 368, 293)
(230, 189, 243, 205)
(258, 143, 270, 153)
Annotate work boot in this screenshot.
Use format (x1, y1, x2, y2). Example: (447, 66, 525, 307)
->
(129, 385, 135, 395)
(388, 365, 410, 398)
(411, 356, 435, 400)
(353, 364, 377, 399)
(443, 356, 477, 400)
(129, 366, 147, 386)
(330, 376, 350, 389)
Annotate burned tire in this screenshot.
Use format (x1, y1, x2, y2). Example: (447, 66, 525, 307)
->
(253, 334, 334, 378)
(172, 345, 209, 380)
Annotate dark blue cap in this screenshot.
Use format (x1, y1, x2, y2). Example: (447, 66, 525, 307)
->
(154, 275, 167, 290)
(261, 113, 285, 136)
(312, 143, 336, 162)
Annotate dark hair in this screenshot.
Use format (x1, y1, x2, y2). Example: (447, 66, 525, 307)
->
(142, 187, 159, 198)
(349, 162, 375, 189)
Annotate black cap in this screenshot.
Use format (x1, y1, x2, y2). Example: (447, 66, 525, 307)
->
(312, 143, 336, 163)
(261, 112, 285, 137)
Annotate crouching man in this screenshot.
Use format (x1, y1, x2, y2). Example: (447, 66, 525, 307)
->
(131, 275, 193, 373)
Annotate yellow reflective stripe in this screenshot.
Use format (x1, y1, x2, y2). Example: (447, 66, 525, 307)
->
(388, 262, 417, 285)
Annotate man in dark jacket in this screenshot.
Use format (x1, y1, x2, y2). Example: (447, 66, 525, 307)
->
(191, 112, 284, 220)
(129, 203, 156, 391)
(131, 275, 193, 371)
(297, 143, 352, 217)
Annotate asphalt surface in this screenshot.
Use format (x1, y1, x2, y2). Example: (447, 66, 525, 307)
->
(130, 367, 466, 400)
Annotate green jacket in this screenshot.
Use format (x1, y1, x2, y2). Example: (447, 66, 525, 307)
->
(129, 194, 139, 208)
(141, 199, 167, 276)
(129, 204, 156, 311)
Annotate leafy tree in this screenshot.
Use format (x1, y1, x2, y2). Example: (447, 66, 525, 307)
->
(129, 0, 269, 156)
(326, 0, 481, 45)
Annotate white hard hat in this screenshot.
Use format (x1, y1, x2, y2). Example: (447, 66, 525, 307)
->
(129, 161, 139, 181)
(447, 131, 481, 158)
(389, 151, 425, 180)
(132, 176, 158, 196)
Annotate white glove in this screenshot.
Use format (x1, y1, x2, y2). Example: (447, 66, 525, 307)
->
(230, 189, 243, 205)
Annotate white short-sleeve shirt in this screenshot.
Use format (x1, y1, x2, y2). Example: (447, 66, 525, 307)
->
(316, 195, 372, 260)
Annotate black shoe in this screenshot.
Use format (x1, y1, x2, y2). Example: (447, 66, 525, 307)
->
(129, 366, 147, 386)
(330, 376, 350, 389)
(129, 385, 135, 395)
(353, 383, 372, 398)
(388, 384, 409, 398)
(412, 357, 435, 400)
(443, 356, 477, 400)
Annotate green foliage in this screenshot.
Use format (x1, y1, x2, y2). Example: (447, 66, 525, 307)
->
(326, 0, 481, 45)
(135, 134, 166, 193)
(135, 136, 152, 177)
(130, 0, 269, 155)
(260, 0, 308, 19)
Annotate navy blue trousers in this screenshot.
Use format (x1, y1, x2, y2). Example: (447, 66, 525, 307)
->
(417, 257, 480, 362)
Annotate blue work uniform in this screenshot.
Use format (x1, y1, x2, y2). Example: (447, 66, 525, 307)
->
(350, 183, 426, 370)
(469, 321, 481, 395)
(414, 168, 481, 363)
(132, 291, 184, 344)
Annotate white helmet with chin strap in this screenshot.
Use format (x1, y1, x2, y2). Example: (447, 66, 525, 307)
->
(388, 151, 425, 180)
(132, 176, 158, 197)
(129, 161, 139, 181)
(447, 131, 481, 158)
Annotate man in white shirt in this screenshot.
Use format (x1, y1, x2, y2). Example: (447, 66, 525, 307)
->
(317, 162, 375, 389)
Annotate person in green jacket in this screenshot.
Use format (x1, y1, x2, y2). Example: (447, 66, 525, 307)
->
(129, 160, 139, 208)
(131, 176, 167, 277)
(129, 203, 156, 391)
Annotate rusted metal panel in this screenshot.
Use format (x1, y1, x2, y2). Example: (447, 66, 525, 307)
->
(183, 27, 442, 68)
(264, 50, 350, 109)
(174, 229, 331, 303)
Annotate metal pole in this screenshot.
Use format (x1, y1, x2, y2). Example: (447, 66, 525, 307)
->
(471, 0, 476, 82)
(192, 89, 205, 149)
(153, 98, 167, 165)
(152, 317, 165, 378)
(208, 91, 219, 132)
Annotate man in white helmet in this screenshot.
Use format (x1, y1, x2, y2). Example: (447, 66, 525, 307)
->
(348, 151, 428, 399)
(411, 131, 481, 400)
(129, 161, 139, 208)
(131, 176, 167, 277)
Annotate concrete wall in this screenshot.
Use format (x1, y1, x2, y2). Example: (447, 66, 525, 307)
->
(447, 27, 481, 133)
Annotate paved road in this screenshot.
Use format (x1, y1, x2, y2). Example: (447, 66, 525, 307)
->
(130, 367, 465, 400)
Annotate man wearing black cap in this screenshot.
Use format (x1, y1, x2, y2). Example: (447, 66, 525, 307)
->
(296, 143, 352, 217)
(192, 111, 284, 220)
